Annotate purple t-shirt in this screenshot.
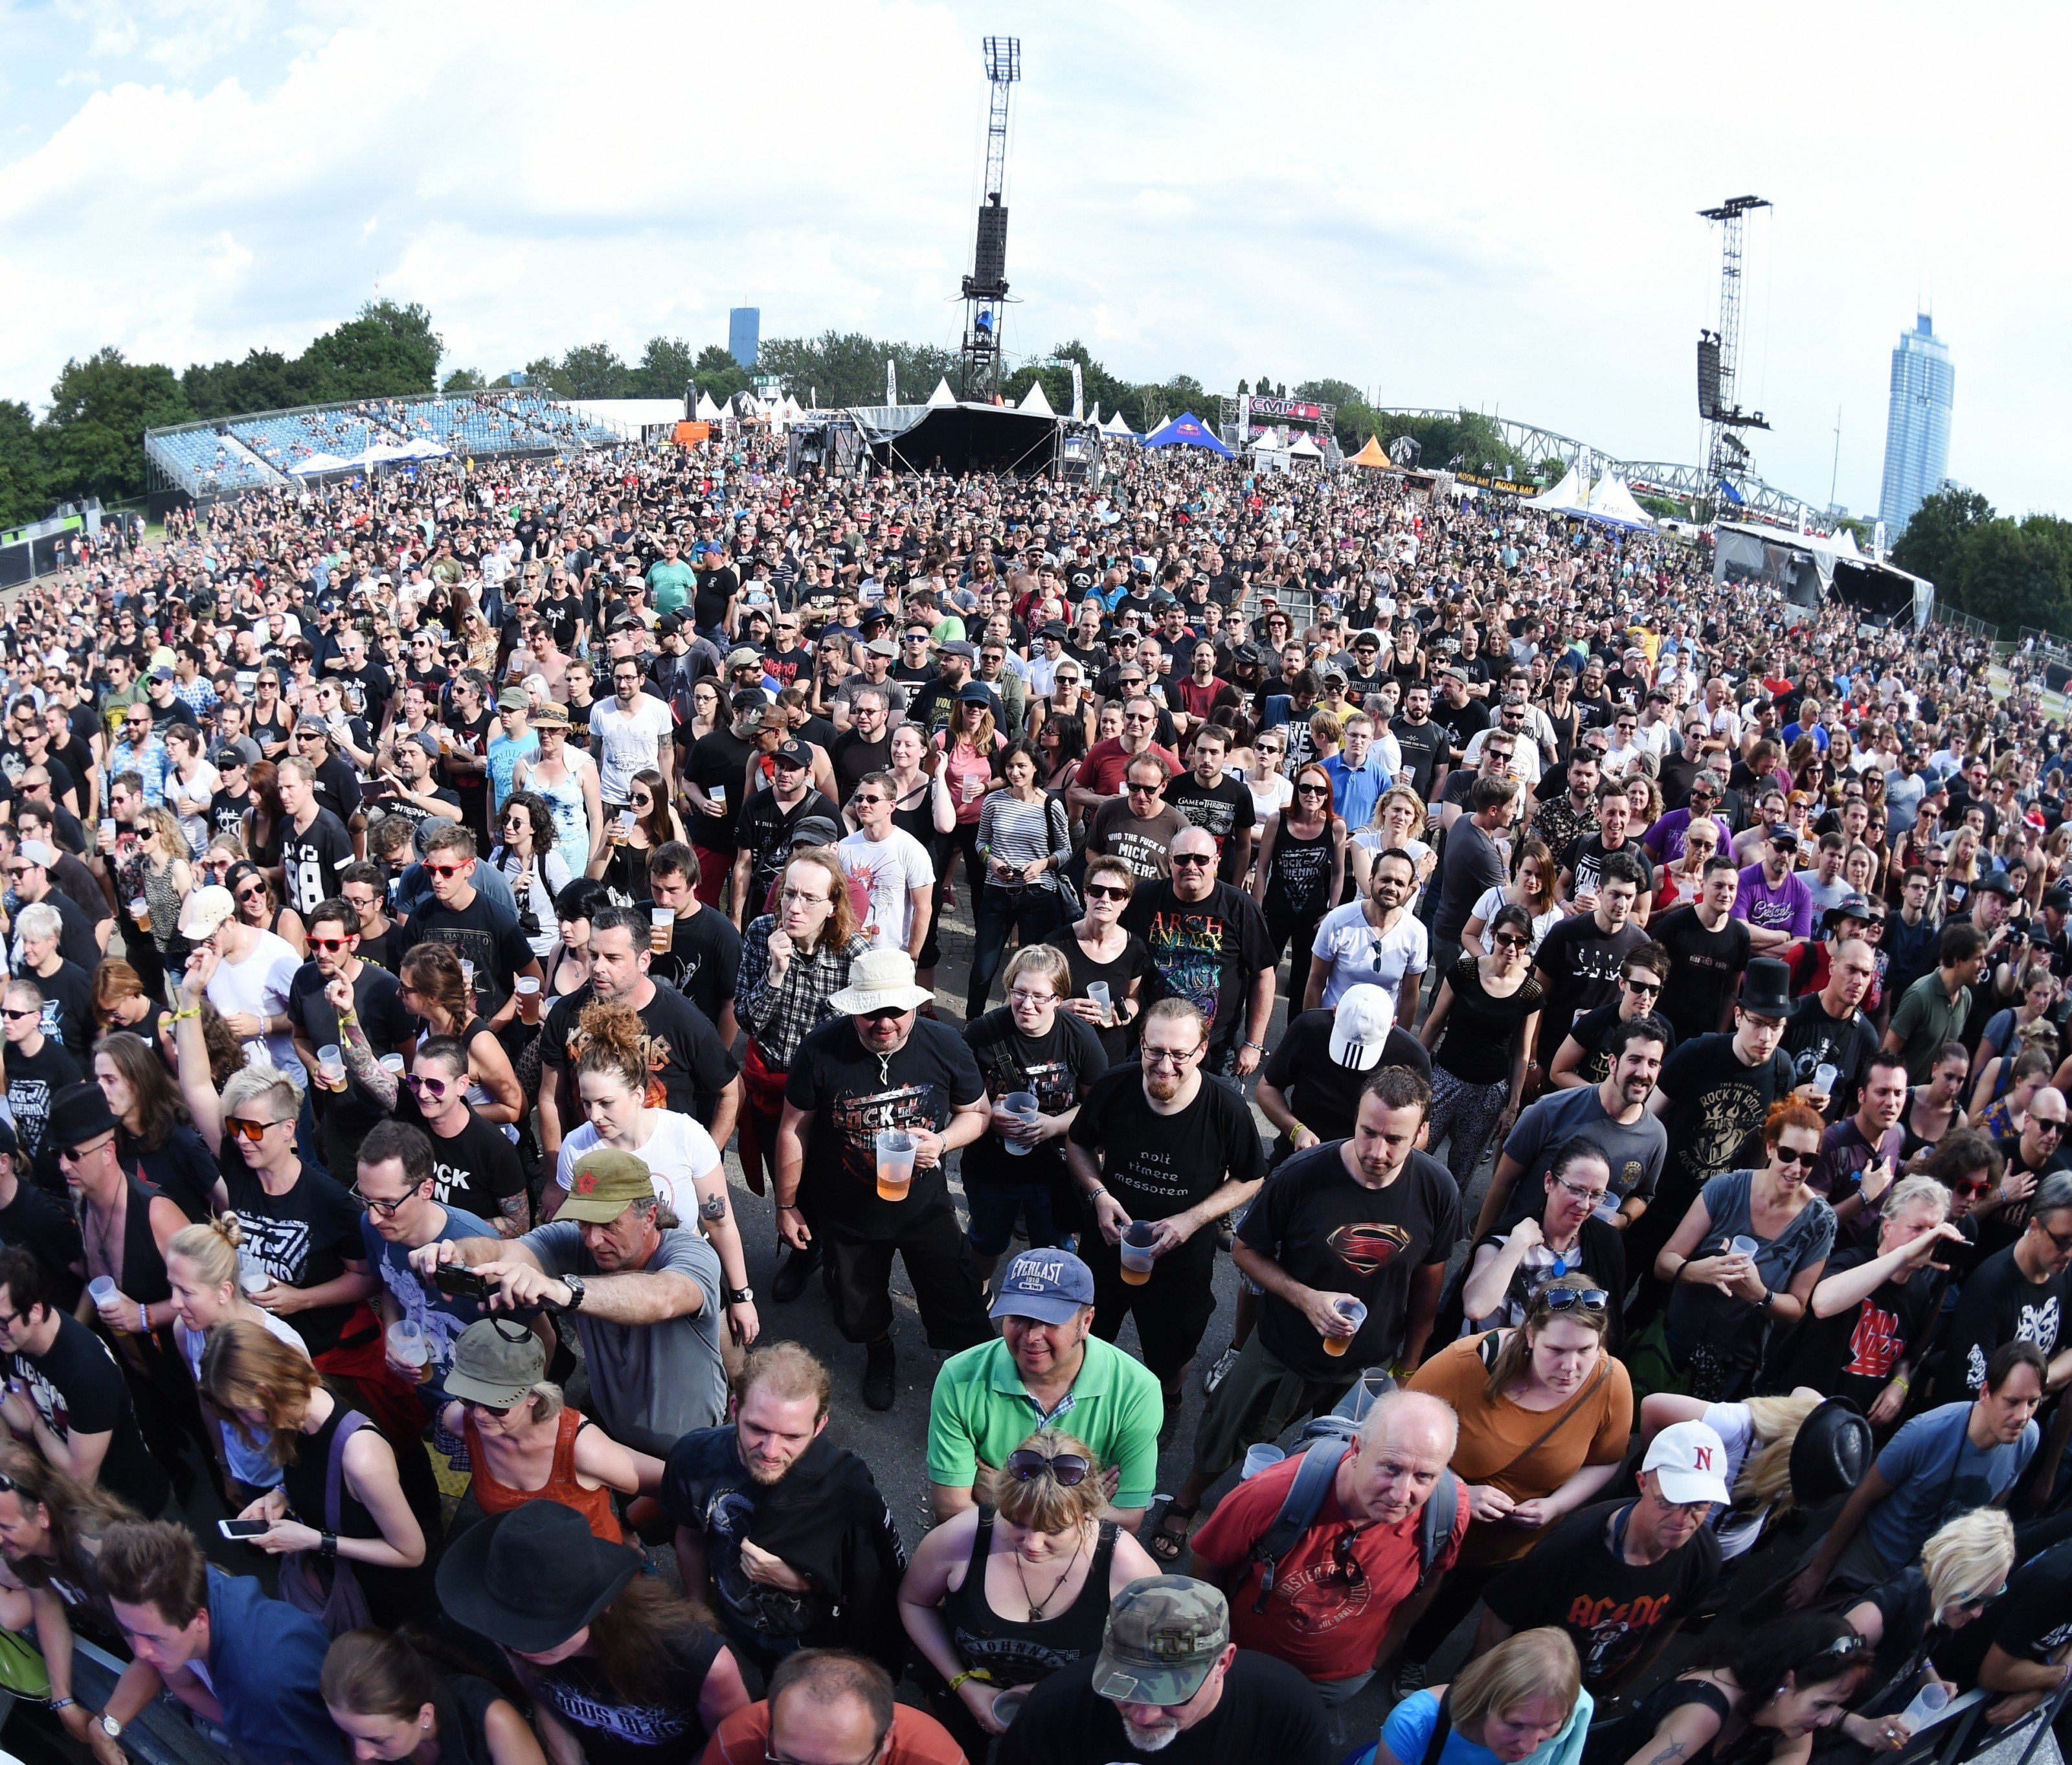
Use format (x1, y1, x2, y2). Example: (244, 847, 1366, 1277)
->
(1732, 862, 1815, 935)
(1643, 809, 1735, 864)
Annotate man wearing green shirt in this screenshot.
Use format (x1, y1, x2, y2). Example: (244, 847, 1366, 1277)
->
(646, 537, 697, 617)
(926, 1248, 1162, 1528)
(1883, 922, 1986, 1081)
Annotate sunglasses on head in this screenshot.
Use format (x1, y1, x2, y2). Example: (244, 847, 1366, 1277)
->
(1540, 1287, 1609, 1314)
(1002, 1448, 1092, 1487)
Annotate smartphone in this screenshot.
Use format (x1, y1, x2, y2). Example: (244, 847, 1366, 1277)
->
(219, 1519, 270, 1540)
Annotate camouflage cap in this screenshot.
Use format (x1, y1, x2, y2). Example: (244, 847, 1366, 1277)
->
(559, 1148, 657, 1224)
(1088, 1577, 1230, 1706)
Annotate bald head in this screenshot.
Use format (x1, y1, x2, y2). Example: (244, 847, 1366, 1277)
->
(1341, 1389, 1458, 1525)
(1361, 1388, 1458, 1457)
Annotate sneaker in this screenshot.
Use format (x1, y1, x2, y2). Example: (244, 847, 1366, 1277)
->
(1390, 1661, 1428, 1701)
(1203, 1345, 1239, 1394)
(771, 1244, 820, 1303)
(863, 1338, 897, 1411)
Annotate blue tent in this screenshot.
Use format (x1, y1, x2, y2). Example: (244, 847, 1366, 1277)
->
(1142, 412, 1233, 458)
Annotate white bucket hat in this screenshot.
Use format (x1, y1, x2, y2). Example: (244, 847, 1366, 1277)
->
(827, 949, 933, 1016)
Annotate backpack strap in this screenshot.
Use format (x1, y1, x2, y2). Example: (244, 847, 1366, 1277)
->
(1419, 1691, 1454, 1765)
(1415, 1469, 1459, 1593)
(1246, 1438, 1347, 1613)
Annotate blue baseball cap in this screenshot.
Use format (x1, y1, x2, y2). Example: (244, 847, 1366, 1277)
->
(989, 1248, 1095, 1323)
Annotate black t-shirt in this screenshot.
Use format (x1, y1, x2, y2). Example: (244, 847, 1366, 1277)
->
(1560, 834, 1654, 903)
(17, 959, 95, 1063)
(12, 1313, 169, 1516)
(219, 1155, 366, 1356)
(1237, 1140, 1460, 1380)
(1934, 1242, 2069, 1404)
(1482, 1500, 1722, 1690)
(6, 1035, 82, 1180)
(1562, 1002, 1676, 1086)
(1166, 772, 1259, 885)
(1935, 1539, 2072, 1685)
(785, 1015, 985, 1241)
(1533, 914, 1648, 1064)
(541, 982, 739, 1127)
(1781, 995, 1880, 1108)
(686, 731, 757, 855)
(1069, 1067, 1265, 1245)
(1650, 906, 1751, 1043)
(998, 1647, 1332, 1765)
(1261, 1009, 1432, 1154)
(1765, 1245, 1940, 1410)
(1059, 932, 1160, 1066)
(1390, 717, 1447, 798)
(210, 785, 253, 841)
(829, 729, 892, 804)
(401, 893, 535, 1020)
(289, 961, 414, 1133)
(524, 1628, 724, 1765)
(280, 809, 356, 917)
(396, 1096, 527, 1220)
(1121, 881, 1274, 1058)
(962, 1007, 1109, 1189)
(644, 905, 741, 1028)
(313, 752, 363, 824)
(735, 788, 836, 910)
(1655, 1033, 1795, 1200)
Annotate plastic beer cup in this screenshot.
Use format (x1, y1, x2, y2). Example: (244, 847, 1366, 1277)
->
(1120, 1220, 1158, 1285)
(650, 906, 675, 954)
(1086, 980, 1112, 1025)
(317, 1044, 344, 1091)
(875, 1129, 916, 1202)
(998, 1092, 1037, 1156)
(515, 976, 541, 1022)
(1323, 1295, 1368, 1356)
(129, 896, 151, 933)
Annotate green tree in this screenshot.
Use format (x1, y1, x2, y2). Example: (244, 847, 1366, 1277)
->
(624, 337, 696, 401)
(0, 399, 51, 530)
(683, 343, 749, 405)
(1891, 487, 1994, 596)
(1951, 517, 2072, 635)
(442, 367, 488, 393)
(182, 348, 317, 419)
(758, 332, 959, 408)
(42, 348, 193, 502)
(521, 357, 569, 396)
(302, 300, 442, 399)
(554, 344, 630, 399)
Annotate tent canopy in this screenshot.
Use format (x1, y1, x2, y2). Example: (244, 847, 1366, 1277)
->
(1287, 433, 1324, 458)
(1143, 412, 1233, 457)
(1102, 410, 1137, 438)
(1017, 381, 1055, 417)
(925, 377, 956, 409)
(1347, 436, 1390, 469)
(866, 402, 1064, 477)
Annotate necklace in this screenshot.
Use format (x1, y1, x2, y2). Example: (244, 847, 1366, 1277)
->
(1009, 1526, 1087, 1624)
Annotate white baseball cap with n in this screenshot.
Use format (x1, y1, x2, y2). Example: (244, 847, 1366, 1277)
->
(1328, 984, 1396, 1071)
(1643, 1419, 1731, 1506)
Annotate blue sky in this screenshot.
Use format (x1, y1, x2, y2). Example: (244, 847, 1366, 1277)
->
(1, 0, 2064, 519)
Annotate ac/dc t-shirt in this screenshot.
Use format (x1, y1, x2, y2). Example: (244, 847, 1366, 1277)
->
(1068, 1066, 1265, 1245)
(218, 1156, 367, 1356)
(1236, 1140, 1461, 1380)
(785, 1016, 986, 1241)
(1764, 1246, 1939, 1410)
(960, 1007, 1109, 1190)
(1481, 1500, 1722, 1691)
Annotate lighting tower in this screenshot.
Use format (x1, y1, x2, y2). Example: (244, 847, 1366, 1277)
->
(1696, 194, 1772, 500)
(960, 35, 1020, 401)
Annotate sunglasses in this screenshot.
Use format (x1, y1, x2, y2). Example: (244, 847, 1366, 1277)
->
(1541, 1287, 1610, 1313)
(1002, 1448, 1092, 1487)
(222, 1116, 285, 1143)
(309, 936, 352, 953)
(425, 863, 467, 879)
(1084, 882, 1130, 901)
(1327, 1529, 1368, 1588)
(858, 1006, 908, 1024)
(1, 1007, 40, 1022)
(1492, 932, 1531, 950)
(1770, 1145, 1817, 1168)
(1623, 977, 1663, 996)
(1295, 783, 1330, 796)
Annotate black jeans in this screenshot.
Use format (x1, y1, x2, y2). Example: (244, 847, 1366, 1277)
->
(966, 884, 1065, 1018)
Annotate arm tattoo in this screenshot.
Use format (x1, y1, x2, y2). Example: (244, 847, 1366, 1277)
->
(1641, 1742, 1691, 1765)
(699, 1191, 730, 1225)
(494, 1188, 531, 1239)
(339, 1012, 398, 1107)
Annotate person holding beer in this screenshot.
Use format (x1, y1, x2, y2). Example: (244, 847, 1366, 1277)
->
(1065, 999, 1267, 1426)
(774, 949, 994, 1412)
(287, 897, 414, 1181)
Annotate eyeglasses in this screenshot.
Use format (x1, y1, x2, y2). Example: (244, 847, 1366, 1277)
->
(1770, 1145, 1817, 1168)
(354, 1184, 423, 1217)
(1541, 1287, 1610, 1313)
(221, 1116, 286, 1143)
(1550, 1174, 1610, 1206)
(1142, 1045, 1200, 1068)
(1002, 1447, 1092, 1486)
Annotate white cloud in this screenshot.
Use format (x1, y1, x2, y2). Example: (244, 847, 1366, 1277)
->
(1, 0, 2067, 516)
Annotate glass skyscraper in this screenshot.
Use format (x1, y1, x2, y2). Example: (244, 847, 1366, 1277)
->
(1878, 313, 1954, 537)
(728, 308, 760, 370)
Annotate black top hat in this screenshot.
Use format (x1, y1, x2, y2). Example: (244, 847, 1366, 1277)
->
(1789, 1397, 1874, 1510)
(1739, 957, 1794, 1019)
(435, 1500, 641, 1654)
(47, 1081, 120, 1154)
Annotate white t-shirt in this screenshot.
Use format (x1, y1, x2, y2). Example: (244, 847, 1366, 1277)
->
(1309, 901, 1428, 1013)
(1702, 1401, 1766, 1558)
(556, 1112, 720, 1222)
(207, 930, 306, 1079)
(168, 761, 220, 854)
(1467, 886, 1564, 955)
(837, 828, 936, 951)
(588, 694, 673, 802)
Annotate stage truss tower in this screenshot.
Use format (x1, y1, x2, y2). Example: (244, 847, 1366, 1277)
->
(1697, 194, 1772, 500)
(960, 35, 1020, 401)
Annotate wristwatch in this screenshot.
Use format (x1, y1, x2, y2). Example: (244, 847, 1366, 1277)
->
(724, 1286, 754, 1306)
(98, 1714, 123, 1740)
(560, 1274, 587, 1312)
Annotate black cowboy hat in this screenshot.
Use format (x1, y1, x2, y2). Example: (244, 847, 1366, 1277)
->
(435, 1500, 641, 1654)
(1789, 1397, 1874, 1511)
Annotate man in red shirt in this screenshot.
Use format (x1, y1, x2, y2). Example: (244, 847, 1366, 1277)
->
(1067, 693, 1180, 816)
(702, 1648, 963, 1765)
(1187, 1389, 1465, 1705)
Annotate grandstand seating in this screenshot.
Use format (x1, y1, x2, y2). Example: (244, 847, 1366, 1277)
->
(143, 427, 280, 493)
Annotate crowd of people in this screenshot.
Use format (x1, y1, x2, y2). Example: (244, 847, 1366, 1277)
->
(0, 428, 2063, 1765)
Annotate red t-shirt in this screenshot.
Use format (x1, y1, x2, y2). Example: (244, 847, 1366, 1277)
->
(1188, 1450, 1469, 1679)
(1074, 737, 1181, 796)
(701, 1703, 964, 1765)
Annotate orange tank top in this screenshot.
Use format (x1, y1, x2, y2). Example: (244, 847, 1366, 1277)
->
(463, 1404, 624, 1544)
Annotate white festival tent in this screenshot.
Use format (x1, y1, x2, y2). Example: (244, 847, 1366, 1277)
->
(693, 392, 725, 422)
(1017, 380, 1055, 416)
(926, 378, 958, 409)
(1287, 433, 1325, 459)
(287, 452, 353, 477)
(1527, 463, 1586, 509)
(1529, 461, 1655, 530)
(1102, 410, 1138, 438)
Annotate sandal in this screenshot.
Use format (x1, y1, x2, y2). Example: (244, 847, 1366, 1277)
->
(1145, 1500, 1197, 1566)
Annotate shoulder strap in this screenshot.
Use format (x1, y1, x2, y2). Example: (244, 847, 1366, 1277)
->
(324, 1411, 369, 1531)
(1419, 1691, 1454, 1765)
(1247, 1439, 1348, 1612)
(1415, 1470, 1459, 1593)
(1487, 1360, 1614, 1484)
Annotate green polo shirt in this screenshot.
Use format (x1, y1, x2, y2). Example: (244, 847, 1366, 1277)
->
(1888, 971, 1971, 1082)
(926, 1334, 1163, 1511)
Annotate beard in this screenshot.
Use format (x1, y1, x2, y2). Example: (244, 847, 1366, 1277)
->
(1120, 1715, 1180, 1752)
(1145, 1069, 1182, 1103)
